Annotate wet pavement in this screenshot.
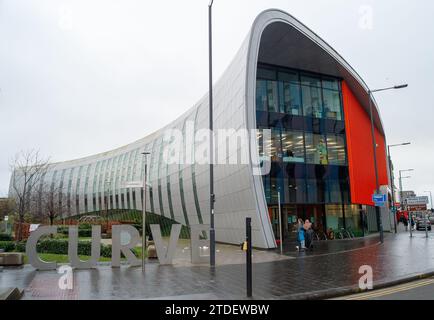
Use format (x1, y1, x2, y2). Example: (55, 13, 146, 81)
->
(277, 234, 380, 258)
(2, 230, 434, 300)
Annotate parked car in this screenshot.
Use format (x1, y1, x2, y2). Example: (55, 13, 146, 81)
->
(428, 215, 434, 225)
(416, 219, 431, 231)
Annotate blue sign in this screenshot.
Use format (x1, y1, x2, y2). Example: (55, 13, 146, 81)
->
(372, 194, 387, 207)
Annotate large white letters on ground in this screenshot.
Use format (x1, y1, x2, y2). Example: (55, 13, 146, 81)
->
(26, 226, 57, 270)
(190, 224, 210, 264)
(26, 224, 210, 270)
(150, 224, 181, 265)
(68, 225, 101, 269)
(111, 225, 141, 267)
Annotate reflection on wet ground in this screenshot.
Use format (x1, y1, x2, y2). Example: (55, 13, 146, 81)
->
(2, 231, 434, 299)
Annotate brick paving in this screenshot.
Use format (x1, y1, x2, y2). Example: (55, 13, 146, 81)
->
(3, 231, 434, 299)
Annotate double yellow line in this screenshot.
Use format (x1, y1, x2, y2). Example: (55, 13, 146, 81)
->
(345, 278, 434, 300)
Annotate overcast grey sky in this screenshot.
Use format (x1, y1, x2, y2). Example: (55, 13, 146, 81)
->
(0, 0, 433, 203)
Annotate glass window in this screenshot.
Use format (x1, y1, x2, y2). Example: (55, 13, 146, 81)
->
(301, 74, 321, 87)
(257, 67, 276, 80)
(279, 81, 302, 116)
(305, 133, 328, 165)
(278, 71, 299, 83)
(323, 89, 342, 120)
(267, 81, 279, 113)
(325, 204, 344, 230)
(322, 77, 340, 90)
(306, 179, 326, 203)
(285, 178, 306, 204)
(270, 128, 282, 161)
(256, 80, 268, 112)
(328, 180, 343, 203)
(302, 85, 323, 118)
(344, 205, 362, 235)
(281, 130, 305, 163)
(327, 135, 346, 165)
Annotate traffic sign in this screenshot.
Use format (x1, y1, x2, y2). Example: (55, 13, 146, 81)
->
(405, 196, 429, 206)
(373, 193, 387, 207)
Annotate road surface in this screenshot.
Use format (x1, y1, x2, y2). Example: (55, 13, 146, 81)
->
(335, 277, 434, 300)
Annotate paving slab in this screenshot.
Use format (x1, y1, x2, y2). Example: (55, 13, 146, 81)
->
(2, 231, 434, 300)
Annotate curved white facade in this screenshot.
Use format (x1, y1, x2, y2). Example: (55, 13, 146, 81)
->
(9, 9, 384, 249)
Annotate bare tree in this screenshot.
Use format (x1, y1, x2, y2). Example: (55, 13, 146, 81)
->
(0, 198, 16, 220)
(9, 150, 50, 240)
(32, 183, 68, 226)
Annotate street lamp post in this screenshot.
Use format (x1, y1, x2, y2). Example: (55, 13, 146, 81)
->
(399, 169, 413, 236)
(208, 0, 216, 268)
(141, 151, 150, 272)
(388, 142, 411, 233)
(277, 190, 283, 255)
(104, 180, 111, 234)
(368, 84, 408, 243)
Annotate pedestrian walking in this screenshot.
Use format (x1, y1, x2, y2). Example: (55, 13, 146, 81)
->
(304, 219, 314, 250)
(295, 218, 306, 251)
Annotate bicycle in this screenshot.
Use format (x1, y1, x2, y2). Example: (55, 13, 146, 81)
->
(341, 228, 352, 239)
(313, 228, 327, 241)
(334, 229, 344, 239)
(346, 227, 356, 239)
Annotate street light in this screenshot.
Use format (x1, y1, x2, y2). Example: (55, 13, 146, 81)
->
(104, 180, 111, 234)
(398, 170, 413, 237)
(424, 191, 433, 211)
(141, 151, 150, 272)
(208, 0, 216, 268)
(398, 169, 414, 206)
(388, 142, 411, 233)
(368, 83, 408, 243)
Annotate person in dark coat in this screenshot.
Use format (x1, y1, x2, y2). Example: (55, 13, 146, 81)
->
(304, 219, 314, 250)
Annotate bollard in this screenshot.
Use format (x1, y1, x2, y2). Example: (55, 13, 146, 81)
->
(426, 213, 429, 238)
(246, 217, 252, 298)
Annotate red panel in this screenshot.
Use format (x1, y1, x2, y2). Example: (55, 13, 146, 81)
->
(342, 81, 389, 206)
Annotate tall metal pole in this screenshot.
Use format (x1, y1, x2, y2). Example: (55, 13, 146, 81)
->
(142, 152, 150, 272)
(399, 170, 403, 210)
(368, 91, 384, 243)
(246, 217, 252, 298)
(208, 0, 216, 268)
(277, 191, 283, 255)
(105, 180, 110, 234)
(388, 146, 398, 234)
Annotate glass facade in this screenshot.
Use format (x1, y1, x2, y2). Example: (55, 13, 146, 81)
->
(256, 63, 359, 236)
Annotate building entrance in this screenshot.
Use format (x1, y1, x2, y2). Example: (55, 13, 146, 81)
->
(270, 204, 327, 245)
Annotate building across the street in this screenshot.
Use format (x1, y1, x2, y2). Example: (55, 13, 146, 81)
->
(9, 9, 393, 249)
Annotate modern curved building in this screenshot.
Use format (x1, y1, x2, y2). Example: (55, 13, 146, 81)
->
(10, 9, 393, 249)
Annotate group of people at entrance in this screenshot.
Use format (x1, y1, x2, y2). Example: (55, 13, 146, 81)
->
(295, 218, 313, 252)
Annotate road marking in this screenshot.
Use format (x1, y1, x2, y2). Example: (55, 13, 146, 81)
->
(347, 279, 434, 300)
(345, 278, 434, 300)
